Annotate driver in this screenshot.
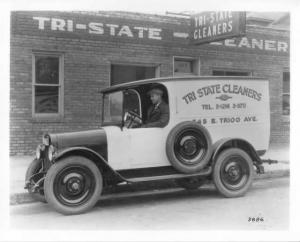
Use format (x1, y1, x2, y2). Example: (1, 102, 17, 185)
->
(141, 88, 169, 128)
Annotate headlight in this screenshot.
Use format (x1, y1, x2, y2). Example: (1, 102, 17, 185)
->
(36, 145, 41, 159)
(35, 143, 56, 162)
(42, 134, 51, 146)
(48, 145, 55, 161)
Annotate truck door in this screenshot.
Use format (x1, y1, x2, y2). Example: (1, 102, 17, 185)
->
(121, 88, 170, 169)
(104, 88, 171, 170)
(123, 127, 170, 169)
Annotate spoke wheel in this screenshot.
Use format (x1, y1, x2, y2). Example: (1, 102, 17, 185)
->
(44, 156, 103, 215)
(213, 148, 254, 198)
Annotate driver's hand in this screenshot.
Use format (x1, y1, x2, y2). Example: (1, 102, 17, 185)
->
(124, 120, 131, 128)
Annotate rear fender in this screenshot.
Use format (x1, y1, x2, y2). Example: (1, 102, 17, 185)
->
(212, 138, 262, 165)
(54, 147, 127, 185)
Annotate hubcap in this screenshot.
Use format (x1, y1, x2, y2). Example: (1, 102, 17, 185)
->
(72, 182, 79, 190)
(227, 164, 241, 180)
(183, 139, 197, 155)
(66, 176, 83, 195)
(174, 130, 208, 165)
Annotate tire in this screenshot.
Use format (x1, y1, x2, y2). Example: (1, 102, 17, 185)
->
(176, 177, 205, 191)
(213, 148, 254, 198)
(25, 159, 46, 203)
(166, 121, 213, 173)
(44, 156, 103, 215)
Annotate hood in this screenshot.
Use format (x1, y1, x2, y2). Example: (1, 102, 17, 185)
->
(49, 129, 107, 159)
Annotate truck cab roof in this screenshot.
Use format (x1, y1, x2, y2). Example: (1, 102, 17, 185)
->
(100, 76, 267, 94)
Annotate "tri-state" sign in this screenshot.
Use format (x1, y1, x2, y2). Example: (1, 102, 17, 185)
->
(32, 16, 163, 40)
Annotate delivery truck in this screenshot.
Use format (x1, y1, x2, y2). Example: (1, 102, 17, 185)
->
(25, 76, 271, 215)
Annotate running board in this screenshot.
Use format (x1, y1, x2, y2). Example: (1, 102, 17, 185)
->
(126, 166, 212, 183)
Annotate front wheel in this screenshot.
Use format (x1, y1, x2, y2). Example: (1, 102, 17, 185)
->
(213, 148, 254, 198)
(44, 156, 103, 215)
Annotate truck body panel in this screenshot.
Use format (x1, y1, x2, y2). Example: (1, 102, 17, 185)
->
(104, 77, 270, 170)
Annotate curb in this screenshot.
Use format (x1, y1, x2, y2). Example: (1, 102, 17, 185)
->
(10, 168, 290, 206)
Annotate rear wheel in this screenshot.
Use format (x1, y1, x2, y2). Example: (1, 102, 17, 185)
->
(213, 148, 254, 198)
(44, 156, 103, 215)
(25, 159, 46, 203)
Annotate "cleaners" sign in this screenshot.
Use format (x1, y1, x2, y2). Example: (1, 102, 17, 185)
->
(190, 11, 246, 45)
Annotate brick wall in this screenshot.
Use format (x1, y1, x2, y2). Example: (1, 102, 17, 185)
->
(10, 11, 290, 155)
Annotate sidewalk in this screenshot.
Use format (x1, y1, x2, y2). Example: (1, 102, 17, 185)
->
(10, 143, 290, 205)
(257, 143, 290, 179)
(261, 143, 289, 163)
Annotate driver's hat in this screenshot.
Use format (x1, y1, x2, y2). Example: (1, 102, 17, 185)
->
(148, 88, 163, 96)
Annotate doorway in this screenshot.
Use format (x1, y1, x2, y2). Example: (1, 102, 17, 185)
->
(111, 64, 159, 86)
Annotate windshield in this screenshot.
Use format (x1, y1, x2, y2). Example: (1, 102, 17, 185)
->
(102, 89, 141, 126)
(103, 91, 123, 125)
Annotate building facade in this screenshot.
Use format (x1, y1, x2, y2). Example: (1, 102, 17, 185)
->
(10, 11, 290, 155)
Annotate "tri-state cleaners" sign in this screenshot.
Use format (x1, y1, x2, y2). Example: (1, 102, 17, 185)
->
(190, 11, 246, 45)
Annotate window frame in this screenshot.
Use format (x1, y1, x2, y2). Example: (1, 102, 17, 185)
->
(109, 62, 161, 87)
(173, 56, 200, 76)
(102, 88, 142, 127)
(102, 90, 124, 127)
(32, 51, 64, 119)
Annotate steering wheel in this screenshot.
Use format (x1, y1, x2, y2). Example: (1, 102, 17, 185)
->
(124, 111, 142, 128)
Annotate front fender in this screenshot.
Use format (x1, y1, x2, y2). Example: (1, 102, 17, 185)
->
(54, 147, 127, 184)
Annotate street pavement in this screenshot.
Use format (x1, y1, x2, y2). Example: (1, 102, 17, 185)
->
(10, 177, 289, 230)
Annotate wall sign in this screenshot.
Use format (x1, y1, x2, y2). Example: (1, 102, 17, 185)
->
(33, 16, 163, 40)
(209, 37, 288, 52)
(11, 12, 288, 54)
(190, 11, 246, 45)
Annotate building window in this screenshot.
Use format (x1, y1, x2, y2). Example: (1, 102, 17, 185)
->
(173, 57, 200, 76)
(282, 71, 290, 116)
(212, 70, 251, 76)
(110, 64, 159, 86)
(32, 52, 63, 117)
